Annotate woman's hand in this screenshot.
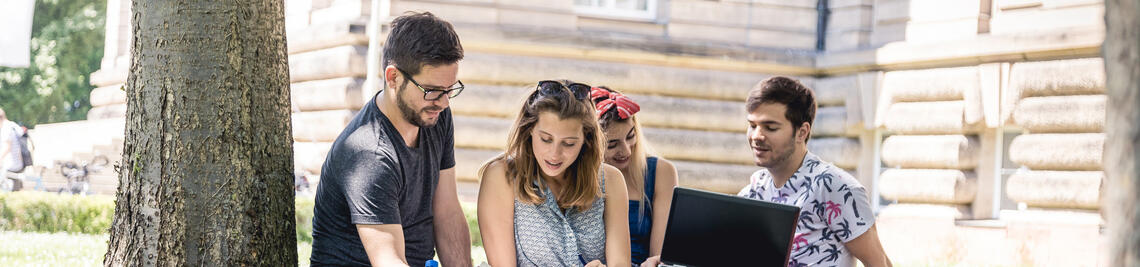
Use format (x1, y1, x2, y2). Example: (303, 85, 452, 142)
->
(639, 256, 661, 267)
(585, 260, 607, 267)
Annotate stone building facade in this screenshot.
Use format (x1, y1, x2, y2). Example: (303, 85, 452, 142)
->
(39, 0, 1108, 265)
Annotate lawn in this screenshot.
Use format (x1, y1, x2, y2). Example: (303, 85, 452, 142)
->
(0, 191, 488, 266)
(0, 230, 490, 266)
(0, 230, 316, 266)
(0, 231, 107, 266)
(3, 230, 980, 267)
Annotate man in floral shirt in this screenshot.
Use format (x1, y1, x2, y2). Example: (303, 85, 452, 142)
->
(737, 77, 892, 267)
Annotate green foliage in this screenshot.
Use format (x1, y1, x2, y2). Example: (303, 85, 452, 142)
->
(0, 0, 106, 127)
(296, 196, 314, 243)
(461, 201, 482, 247)
(0, 191, 114, 234)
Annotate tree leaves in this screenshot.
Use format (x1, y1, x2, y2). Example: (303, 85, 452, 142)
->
(0, 0, 105, 127)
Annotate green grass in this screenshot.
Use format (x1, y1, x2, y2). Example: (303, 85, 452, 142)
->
(0, 230, 487, 266)
(0, 230, 107, 266)
(0, 230, 315, 266)
(298, 241, 312, 267)
(0, 193, 487, 265)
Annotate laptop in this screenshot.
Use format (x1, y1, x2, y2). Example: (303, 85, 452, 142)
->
(658, 187, 801, 267)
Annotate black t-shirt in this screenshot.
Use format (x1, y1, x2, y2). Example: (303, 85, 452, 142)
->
(310, 93, 455, 267)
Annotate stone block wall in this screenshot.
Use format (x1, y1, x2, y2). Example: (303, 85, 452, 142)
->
(285, 0, 825, 192)
(870, 0, 990, 46)
(286, 0, 370, 178)
(77, 0, 828, 194)
(809, 74, 876, 188)
(990, 0, 1104, 35)
(877, 66, 985, 211)
(394, 0, 821, 50)
(867, 57, 1107, 265)
(667, 0, 818, 49)
(1004, 58, 1105, 231)
(60, 0, 1117, 264)
(446, 53, 804, 193)
(873, 65, 994, 263)
(825, 0, 874, 51)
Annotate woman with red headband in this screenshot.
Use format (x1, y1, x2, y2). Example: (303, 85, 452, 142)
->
(591, 86, 678, 267)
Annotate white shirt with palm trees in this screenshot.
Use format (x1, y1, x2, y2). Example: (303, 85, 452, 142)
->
(737, 152, 874, 267)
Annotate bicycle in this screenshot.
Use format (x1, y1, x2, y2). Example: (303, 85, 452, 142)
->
(56, 155, 109, 195)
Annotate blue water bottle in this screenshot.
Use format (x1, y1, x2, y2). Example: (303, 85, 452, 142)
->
(426, 259, 440, 267)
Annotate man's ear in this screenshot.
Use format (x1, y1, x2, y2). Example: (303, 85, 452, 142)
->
(383, 65, 400, 90)
(798, 122, 812, 143)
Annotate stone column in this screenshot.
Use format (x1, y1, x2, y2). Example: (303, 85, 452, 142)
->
(88, 0, 132, 120)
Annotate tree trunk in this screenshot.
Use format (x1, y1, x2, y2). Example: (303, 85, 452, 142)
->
(1104, 0, 1140, 265)
(103, 0, 296, 265)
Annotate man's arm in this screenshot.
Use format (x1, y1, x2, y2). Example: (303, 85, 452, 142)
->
(846, 225, 892, 267)
(358, 224, 410, 267)
(433, 167, 472, 267)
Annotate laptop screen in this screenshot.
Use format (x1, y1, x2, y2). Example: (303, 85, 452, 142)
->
(660, 187, 801, 267)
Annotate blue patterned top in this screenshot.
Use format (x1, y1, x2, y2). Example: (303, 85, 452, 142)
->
(737, 152, 875, 267)
(513, 170, 607, 266)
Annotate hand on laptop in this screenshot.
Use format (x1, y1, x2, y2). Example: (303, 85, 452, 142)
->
(584, 259, 606, 267)
(640, 256, 661, 267)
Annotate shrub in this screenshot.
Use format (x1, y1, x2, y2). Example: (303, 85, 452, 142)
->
(296, 196, 314, 243)
(0, 192, 114, 234)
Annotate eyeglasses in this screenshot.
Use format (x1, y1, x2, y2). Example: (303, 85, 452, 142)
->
(397, 68, 465, 101)
(536, 80, 591, 100)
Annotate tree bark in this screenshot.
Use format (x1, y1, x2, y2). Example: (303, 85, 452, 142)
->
(104, 0, 296, 265)
(1104, 0, 1140, 265)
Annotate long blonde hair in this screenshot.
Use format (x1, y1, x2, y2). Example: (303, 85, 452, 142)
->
(594, 86, 657, 220)
(482, 80, 605, 211)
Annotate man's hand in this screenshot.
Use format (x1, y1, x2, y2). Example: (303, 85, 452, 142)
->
(639, 255, 661, 267)
(585, 260, 607, 267)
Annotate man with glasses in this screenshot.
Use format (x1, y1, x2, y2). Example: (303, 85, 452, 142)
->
(311, 12, 471, 267)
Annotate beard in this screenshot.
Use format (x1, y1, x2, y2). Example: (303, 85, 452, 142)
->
(396, 81, 444, 127)
(752, 131, 798, 169)
(764, 141, 796, 169)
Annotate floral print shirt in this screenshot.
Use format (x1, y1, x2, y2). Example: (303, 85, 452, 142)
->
(737, 152, 875, 267)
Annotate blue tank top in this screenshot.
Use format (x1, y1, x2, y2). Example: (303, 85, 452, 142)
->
(628, 157, 658, 264)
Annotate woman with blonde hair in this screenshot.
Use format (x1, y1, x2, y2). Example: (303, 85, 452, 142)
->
(590, 86, 678, 267)
(478, 80, 631, 267)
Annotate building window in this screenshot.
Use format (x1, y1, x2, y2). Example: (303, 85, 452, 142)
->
(574, 0, 658, 21)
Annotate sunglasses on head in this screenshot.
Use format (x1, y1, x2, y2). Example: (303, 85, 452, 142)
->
(536, 80, 591, 100)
